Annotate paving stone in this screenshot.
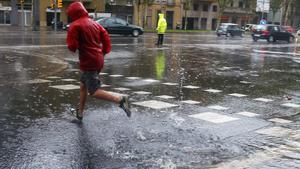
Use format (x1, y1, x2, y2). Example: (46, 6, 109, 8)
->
(66, 69, 80, 72)
(183, 85, 200, 89)
(61, 79, 77, 82)
(204, 89, 222, 93)
(156, 95, 175, 99)
(240, 81, 251, 84)
(142, 79, 160, 83)
(133, 100, 178, 109)
(281, 103, 300, 108)
(253, 98, 274, 102)
(46, 76, 60, 79)
(162, 82, 178, 86)
(228, 93, 247, 97)
(268, 118, 292, 124)
(107, 91, 128, 97)
(255, 127, 294, 137)
(207, 105, 229, 110)
(25, 79, 52, 84)
(109, 74, 123, 77)
(133, 91, 152, 95)
(236, 111, 259, 117)
(99, 72, 108, 75)
(126, 77, 141, 80)
(181, 100, 200, 104)
(101, 84, 110, 87)
(50, 84, 80, 90)
(113, 87, 131, 91)
(189, 112, 239, 124)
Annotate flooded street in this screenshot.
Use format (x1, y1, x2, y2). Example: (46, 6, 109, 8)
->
(1, 26, 300, 168)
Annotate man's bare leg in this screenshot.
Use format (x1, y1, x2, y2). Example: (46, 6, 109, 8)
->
(78, 82, 87, 117)
(91, 89, 131, 117)
(91, 89, 121, 103)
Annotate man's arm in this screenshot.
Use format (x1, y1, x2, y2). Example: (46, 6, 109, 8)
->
(66, 25, 79, 52)
(99, 26, 111, 55)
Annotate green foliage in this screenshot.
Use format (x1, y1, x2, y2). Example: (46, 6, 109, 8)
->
(270, 0, 282, 13)
(183, 0, 192, 10)
(217, 0, 233, 11)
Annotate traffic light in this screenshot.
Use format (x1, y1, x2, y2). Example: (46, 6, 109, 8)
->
(57, 0, 63, 8)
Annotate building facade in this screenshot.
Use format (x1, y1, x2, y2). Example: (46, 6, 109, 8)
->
(105, 0, 134, 24)
(39, 0, 104, 27)
(183, 0, 218, 30)
(134, 0, 218, 30)
(1, 0, 256, 30)
(221, 0, 254, 26)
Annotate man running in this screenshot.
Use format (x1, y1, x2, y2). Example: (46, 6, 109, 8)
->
(66, 2, 131, 120)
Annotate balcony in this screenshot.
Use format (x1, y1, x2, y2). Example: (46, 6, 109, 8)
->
(223, 7, 252, 14)
(105, 5, 133, 14)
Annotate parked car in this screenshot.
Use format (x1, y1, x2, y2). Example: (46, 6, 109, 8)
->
(216, 23, 244, 37)
(282, 26, 295, 33)
(297, 29, 300, 36)
(252, 24, 295, 43)
(242, 24, 255, 31)
(96, 17, 144, 37)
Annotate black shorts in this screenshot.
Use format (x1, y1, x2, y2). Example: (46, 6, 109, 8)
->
(80, 71, 101, 95)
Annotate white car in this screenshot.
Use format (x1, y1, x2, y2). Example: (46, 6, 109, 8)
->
(297, 29, 300, 36)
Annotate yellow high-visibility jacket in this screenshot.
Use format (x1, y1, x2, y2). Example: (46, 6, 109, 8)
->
(156, 13, 167, 34)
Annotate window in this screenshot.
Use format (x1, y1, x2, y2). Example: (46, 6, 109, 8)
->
(202, 4, 208, 11)
(273, 26, 280, 32)
(126, 0, 133, 6)
(115, 18, 127, 25)
(193, 4, 199, 11)
(239, 0, 244, 8)
(103, 18, 115, 26)
(201, 18, 207, 30)
(213, 5, 217, 12)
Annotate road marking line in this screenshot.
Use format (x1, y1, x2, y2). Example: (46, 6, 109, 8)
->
(268, 118, 292, 124)
(156, 95, 175, 99)
(133, 100, 178, 109)
(281, 103, 300, 108)
(181, 100, 200, 104)
(228, 93, 247, 97)
(50, 84, 80, 90)
(189, 112, 239, 124)
(207, 105, 229, 110)
(253, 98, 274, 102)
(236, 111, 259, 117)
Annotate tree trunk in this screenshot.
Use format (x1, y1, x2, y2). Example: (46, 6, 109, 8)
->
(143, 3, 148, 28)
(184, 9, 187, 30)
(216, 9, 223, 30)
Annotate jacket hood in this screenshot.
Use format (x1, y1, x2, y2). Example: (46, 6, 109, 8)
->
(67, 2, 88, 21)
(158, 13, 164, 19)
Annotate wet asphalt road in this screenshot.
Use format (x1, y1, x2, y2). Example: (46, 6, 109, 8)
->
(1, 26, 300, 169)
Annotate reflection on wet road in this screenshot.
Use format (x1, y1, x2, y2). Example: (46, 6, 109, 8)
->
(0, 27, 300, 168)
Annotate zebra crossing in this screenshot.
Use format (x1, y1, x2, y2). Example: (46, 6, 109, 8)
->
(25, 71, 300, 167)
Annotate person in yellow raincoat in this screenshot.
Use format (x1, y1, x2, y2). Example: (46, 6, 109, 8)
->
(156, 13, 167, 46)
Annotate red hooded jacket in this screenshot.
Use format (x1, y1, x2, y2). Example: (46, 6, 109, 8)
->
(66, 2, 111, 71)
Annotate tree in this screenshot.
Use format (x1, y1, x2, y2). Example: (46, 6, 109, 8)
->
(216, 0, 233, 28)
(244, 0, 256, 24)
(270, 0, 281, 22)
(183, 0, 191, 30)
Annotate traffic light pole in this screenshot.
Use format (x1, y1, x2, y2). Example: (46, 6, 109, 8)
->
(54, 0, 57, 31)
(21, 0, 24, 28)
